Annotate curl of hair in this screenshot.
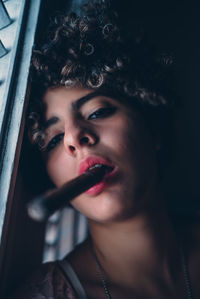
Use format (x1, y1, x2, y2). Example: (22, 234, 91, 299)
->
(29, 0, 178, 167)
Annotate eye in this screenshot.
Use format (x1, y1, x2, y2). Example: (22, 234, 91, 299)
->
(46, 133, 64, 152)
(88, 107, 116, 120)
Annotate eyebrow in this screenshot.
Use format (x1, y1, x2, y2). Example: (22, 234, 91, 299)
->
(43, 116, 59, 129)
(43, 91, 106, 130)
(72, 91, 103, 111)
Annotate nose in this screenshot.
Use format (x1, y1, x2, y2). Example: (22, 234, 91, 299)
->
(63, 123, 98, 155)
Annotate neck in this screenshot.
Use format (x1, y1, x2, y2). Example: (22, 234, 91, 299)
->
(88, 204, 181, 287)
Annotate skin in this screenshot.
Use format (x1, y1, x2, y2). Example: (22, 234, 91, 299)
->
(42, 86, 159, 222)
(41, 86, 200, 298)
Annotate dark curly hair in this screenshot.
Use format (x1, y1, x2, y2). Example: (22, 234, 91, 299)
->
(28, 0, 177, 168)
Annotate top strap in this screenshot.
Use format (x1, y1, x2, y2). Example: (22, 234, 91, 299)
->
(58, 259, 88, 299)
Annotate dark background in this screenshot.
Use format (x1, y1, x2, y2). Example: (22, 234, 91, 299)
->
(108, 0, 200, 202)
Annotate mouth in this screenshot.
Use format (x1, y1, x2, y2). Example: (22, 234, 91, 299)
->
(79, 156, 117, 196)
(87, 163, 114, 174)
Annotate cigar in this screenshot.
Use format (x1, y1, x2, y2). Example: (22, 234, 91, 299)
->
(27, 164, 108, 222)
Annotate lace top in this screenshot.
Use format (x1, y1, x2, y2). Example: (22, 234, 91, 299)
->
(11, 260, 88, 299)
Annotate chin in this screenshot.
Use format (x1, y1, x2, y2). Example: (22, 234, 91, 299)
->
(73, 190, 134, 224)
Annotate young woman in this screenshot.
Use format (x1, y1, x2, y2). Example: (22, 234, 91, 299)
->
(12, 1, 200, 298)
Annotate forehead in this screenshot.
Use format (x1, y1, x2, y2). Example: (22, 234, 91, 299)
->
(42, 86, 95, 120)
(43, 86, 92, 107)
(42, 86, 132, 120)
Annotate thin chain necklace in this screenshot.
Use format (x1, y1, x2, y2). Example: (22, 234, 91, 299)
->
(91, 244, 112, 299)
(181, 246, 193, 299)
(91, 244, 193, 299)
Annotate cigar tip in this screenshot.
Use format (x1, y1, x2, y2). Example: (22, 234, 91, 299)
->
(27, 197, 48, 222)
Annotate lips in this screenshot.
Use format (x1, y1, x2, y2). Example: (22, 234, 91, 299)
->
(78, 156, 117, 195)
(79, 156, 114, 175)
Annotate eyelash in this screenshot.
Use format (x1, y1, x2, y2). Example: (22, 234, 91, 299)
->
(46, 133, 64, 152)
(88, 107, 116, 120)
(45, 107, 116, 152)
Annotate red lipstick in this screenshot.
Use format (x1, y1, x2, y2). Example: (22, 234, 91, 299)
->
(79, 156, 117, 195)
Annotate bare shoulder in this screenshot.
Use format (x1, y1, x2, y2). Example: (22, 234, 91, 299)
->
(66, 238, 95, 280)
(65, 238, 105, 298)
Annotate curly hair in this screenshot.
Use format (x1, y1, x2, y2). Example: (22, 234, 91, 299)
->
(28, 0, 177, 164)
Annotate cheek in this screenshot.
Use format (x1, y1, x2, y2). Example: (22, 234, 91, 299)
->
(101, 116, 157, 174)
(100, 117, 137, 160)
(45, 147, 73, 187)
(100, 118, 130, 146)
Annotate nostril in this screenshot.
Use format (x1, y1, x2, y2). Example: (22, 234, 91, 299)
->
(80, 136, 89, 144)
(69, 145, 76, 152)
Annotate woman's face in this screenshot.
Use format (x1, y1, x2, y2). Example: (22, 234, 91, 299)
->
(42, 86, 159, 223)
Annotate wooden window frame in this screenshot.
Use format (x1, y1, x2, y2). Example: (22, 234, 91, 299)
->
(0, 0, 42, 296)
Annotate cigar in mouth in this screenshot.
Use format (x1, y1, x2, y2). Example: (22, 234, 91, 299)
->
(27, 164, 110, 222)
